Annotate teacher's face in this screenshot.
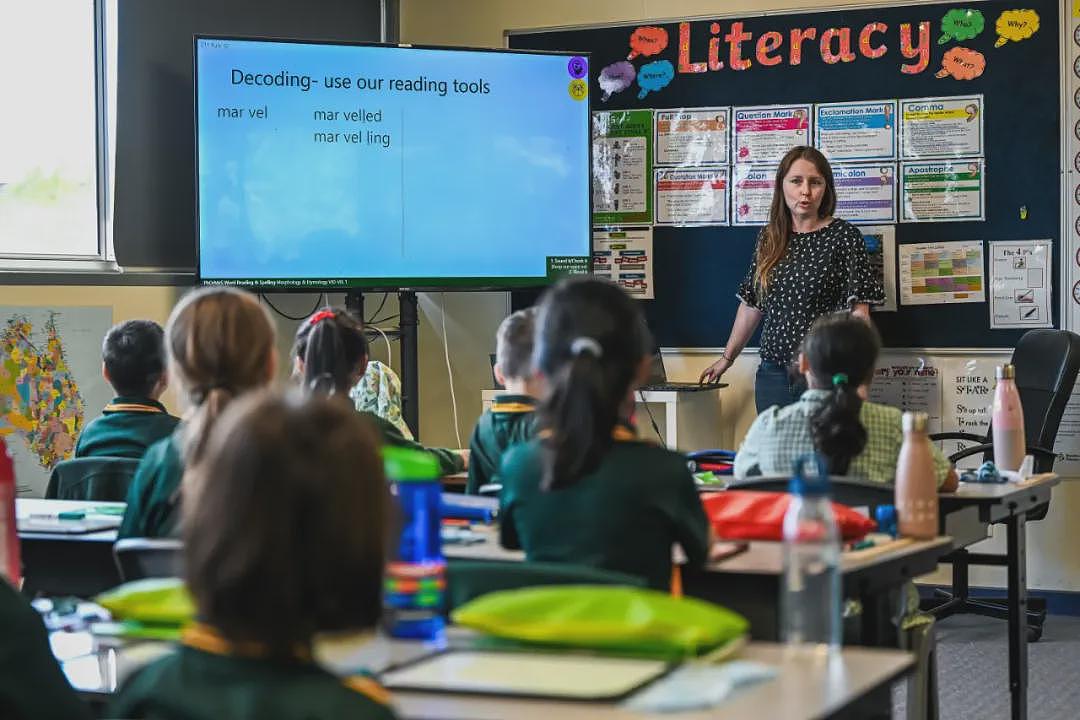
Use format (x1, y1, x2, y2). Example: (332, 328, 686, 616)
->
(782, 158, 827, 222)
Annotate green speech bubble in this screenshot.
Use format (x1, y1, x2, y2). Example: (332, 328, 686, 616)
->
(939, 8, 985, 44)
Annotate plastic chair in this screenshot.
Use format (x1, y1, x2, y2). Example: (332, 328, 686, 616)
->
(45, 456, 141, 501)
(728, 475, 895, 513)
(445, 559, 646, 613)
(926, 329, 1080, 641)
(114, 538, 183, 582)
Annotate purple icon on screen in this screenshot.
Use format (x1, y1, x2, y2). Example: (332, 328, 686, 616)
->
(568, 56, 588, 79)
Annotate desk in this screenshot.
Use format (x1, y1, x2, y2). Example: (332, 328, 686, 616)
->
(17, 499, 123, 597)
(57, 628, 913, 719)
(480, 387, 726, 452)
(935, 474, 1061, 720)
(444, 525, 950, 645)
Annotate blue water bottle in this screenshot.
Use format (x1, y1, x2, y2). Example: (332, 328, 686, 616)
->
(383, 446, 446, 641)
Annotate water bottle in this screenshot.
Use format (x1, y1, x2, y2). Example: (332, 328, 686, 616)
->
(992, 364, 1026, 473)
(0, 439, 19, 586)
(781, 455, 841, 656)
(383, 446, 445, 641)
(895, 411, 939, 540)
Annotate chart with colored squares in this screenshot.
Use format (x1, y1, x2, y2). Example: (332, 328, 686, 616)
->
(900, 242, 985, 305)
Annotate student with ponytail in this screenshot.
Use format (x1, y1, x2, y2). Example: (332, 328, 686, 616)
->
(497, 278, 710, 590)
(734, 313, 958, 490)
(292, 308, 467, 476)
(119, 287, 278, 539)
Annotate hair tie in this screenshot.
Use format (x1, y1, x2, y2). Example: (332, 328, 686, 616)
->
(309, 310, 336, 325)
(570, 337, 603, 358)
(832, 373, 849, 388)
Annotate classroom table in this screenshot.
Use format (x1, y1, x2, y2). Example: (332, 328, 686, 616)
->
(17, 499, 124, 597)
(55, 627, 914, 719)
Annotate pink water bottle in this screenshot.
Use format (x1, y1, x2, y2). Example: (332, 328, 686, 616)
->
(992, 364, 1026, 473)
(895, 412, 938, 539)
(0, 438, 20, 585)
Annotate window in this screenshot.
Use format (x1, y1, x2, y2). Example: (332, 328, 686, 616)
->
(0, 1, 104, 260)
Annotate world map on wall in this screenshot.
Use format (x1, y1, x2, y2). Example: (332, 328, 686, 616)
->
(0, 307, 112, 495)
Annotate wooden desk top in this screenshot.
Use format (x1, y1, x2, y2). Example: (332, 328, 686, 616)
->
(941, 473, 1060, 504)
(59, 629, 912, 720)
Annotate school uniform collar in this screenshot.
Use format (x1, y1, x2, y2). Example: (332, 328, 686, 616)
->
(798, 389, 832, 405)
(103, 396, 168, 414)
(183, 622, 312, 661)
(490, 394, 537, 413)
(612, 420, 638, 442)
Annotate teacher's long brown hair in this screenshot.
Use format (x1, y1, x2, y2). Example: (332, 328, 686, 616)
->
(755, 146, 837, 292)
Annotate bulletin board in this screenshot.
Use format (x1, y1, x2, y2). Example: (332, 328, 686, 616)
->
(509, 0, 1061, 349)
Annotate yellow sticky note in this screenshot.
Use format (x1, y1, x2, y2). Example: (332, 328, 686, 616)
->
(1074, 0, 1080, 18)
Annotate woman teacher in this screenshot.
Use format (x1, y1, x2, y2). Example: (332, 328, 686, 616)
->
(699, 146, 884, 412)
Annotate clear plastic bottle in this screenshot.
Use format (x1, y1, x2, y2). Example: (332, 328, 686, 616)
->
(992, 364, 1026, 473)
(781, 455, 841, 656)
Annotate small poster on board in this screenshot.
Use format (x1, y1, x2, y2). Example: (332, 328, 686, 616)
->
(834, 164, 897, 224)
(989, 240, 1053, 329)
(732, 104, 812, 164)
(592, 110, 653, 225)
(900, 95, 984, 159)
(899, 240, 985, 305)
(859, 225, 898, 312)
(654, 167, 729, 226)
(654, 108, 730, 166)
(814, 100, 898, 162)
(900, 159, 985, 222)
(592, 227, 654, 299)
(731, 165, 775, 226)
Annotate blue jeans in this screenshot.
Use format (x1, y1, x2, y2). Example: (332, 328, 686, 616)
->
(755, 360, 805, 414)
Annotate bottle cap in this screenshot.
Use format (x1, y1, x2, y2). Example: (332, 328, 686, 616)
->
(383, 445, 440, 482)
(789, 454, 830, 497)
(902, 411, 928, 433)
(996, 364, 1015, 380)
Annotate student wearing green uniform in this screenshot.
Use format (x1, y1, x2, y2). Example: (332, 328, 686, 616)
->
(76, 320, 180, 459)
(118, 288, 278, 539)
(498, 278, 711, 591)
(109, 392, 396, 720)
(0, 579, 91, 720)
(293, 308, 467, 475)
(467, 307, 540, 494)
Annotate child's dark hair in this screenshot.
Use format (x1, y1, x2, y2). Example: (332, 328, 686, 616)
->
(534, 278, 652, 490)
(292, 308, 369, 396)
(102, 320, 167, 398)
(496, 307, 538, 381)
(803, 313, 882, 474)
(183, 390, 390, 658)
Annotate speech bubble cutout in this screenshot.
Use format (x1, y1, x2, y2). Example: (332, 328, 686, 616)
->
(598, 61, 636, 101)
(994, 9, 1040, 47)
(939, 8, 985, 44)
(627, 26, 669, 60)
(636, 60, 675, 99)
(935, 46, 986, 80)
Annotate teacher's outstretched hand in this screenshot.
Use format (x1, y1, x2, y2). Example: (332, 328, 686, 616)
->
(699, 146, 884, 413)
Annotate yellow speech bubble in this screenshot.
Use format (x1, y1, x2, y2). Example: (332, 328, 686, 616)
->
(994, 9, 1040, 47)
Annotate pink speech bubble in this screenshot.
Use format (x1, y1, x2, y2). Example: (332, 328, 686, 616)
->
(935, 46, 986, 80)
(627, 26, 669, 60)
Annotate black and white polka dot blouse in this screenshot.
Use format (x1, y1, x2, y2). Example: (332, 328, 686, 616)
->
(736, 218, 884, 365)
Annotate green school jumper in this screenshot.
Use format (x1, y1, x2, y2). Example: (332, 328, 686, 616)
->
(0, 580, 91, 720)
(108, 624, 397, 720)
(359, 411, 465, 476)
(75, 397, 180, 459)
(467, 394, 537, 494)
(118, 430, 184, 539)
(498, 424, 710, 590)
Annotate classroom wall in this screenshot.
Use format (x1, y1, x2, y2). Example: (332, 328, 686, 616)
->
(399, 0, 1079, 594)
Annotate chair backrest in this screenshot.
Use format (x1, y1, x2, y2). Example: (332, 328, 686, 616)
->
(445, 559, 646, 613)
(114, 537, 184, 582)
(727, 476, 894, 513)
(45, 456, 141, 501)
(993, 330, 1080, 472)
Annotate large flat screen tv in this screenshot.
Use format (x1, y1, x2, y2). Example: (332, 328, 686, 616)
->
(194, 37, 591, 289)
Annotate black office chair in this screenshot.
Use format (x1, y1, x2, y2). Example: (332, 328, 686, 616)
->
(114, 538, 184, 582)
(445, 559, 646, 613)
(927, 329, 1080, 641)
(45, 456, 140, 502)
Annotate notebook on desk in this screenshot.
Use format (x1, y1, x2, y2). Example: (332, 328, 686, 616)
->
(18, 516, 121, 534)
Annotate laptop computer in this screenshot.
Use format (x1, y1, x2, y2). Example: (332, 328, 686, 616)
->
(641, 349, 726, 392)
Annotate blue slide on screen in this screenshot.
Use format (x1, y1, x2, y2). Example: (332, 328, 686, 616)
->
(195, 38, 591, 288)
